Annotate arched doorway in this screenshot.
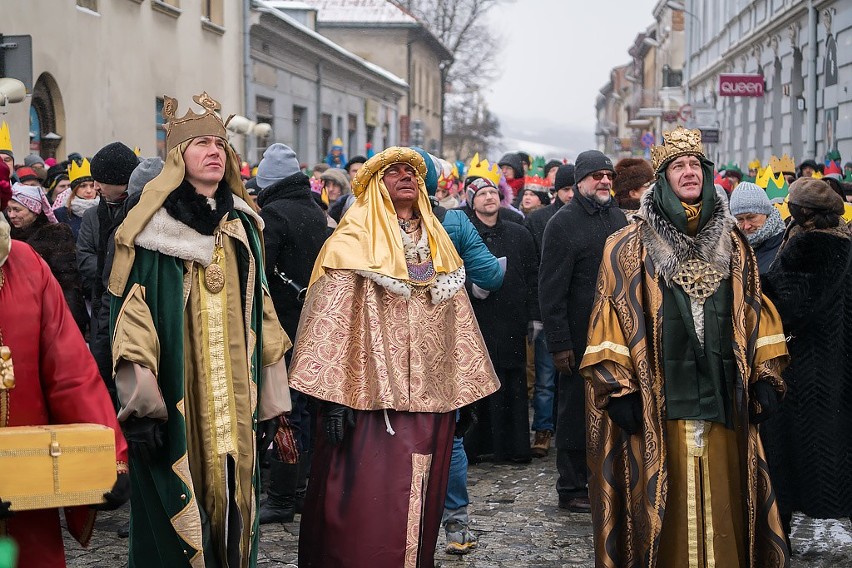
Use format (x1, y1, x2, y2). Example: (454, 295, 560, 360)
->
(29, 73, 65, 159)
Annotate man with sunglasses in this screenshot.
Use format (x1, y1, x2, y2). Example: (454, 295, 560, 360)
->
(539, 150, 627, 512)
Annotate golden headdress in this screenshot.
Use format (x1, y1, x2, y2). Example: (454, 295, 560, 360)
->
(162, 91, 232, 153)
(650, 126, 705, 172)
(769, 154, 796, 175)
(310, 146, 462, 286)
(0, 122, 12, 155)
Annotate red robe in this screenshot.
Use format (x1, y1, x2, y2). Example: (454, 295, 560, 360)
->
(0, 241, 129, 568)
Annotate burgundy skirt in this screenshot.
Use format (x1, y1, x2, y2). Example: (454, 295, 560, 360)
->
(298, 409, 455, 567)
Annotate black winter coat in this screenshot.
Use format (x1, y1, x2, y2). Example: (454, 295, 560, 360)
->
(761, 229, 852, 519)
(753, 230, 783, 274)
(457, 204, 525, 226)
(524, 194, 567, 253)
(466, 215, 540, 369)
(539, 194, 627, 356)
(258, 173, 329, 339)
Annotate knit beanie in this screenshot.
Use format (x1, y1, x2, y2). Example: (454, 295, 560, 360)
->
(525, 188, 551, 206)
(788, 177, 844, 215)
(257, 143, 300, 189)
(574, 150, 614, 184)
(91, 142, 139, 185)
(613, 158, 654, 200)
(127, 157, 165, 196)
(344, 155, 367, 173)
(554, 164, 575, 190)
(466, 177, 501, 205)
(497, 153, 524, 179)
(45, 162, 69, 190)
(544, 159, 562, 179)
(320, 168, 351, 196)
(729, 182, 774, 216)
(24, 153, 45, 167)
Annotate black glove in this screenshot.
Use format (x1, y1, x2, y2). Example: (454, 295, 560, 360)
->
(455, 405, 478, 438)
(256, 418, 278, 457)
(93, 472, 130, 511)
(606, 392, 643, 435)
(750, 381, 780, 424)
(0, 498, 13, 520)
(323, 402, 355, 446)
(122, 416, 164, 463)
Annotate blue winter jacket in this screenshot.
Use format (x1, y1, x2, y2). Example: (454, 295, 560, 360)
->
(441, 209, 504, 291)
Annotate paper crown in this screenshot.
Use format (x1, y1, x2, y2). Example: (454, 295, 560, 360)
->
(748, 159, 762, 170)
(331, 138, 343, 149)
(0, 122, 12, 154)
(162, 92, 232, 153)
(721, 162, 742, 176)
(650, 126, 705, 172)
(69, 158, 92, 185)
(824, 160, 842, 176)
(466, 153, 500, 186)
(769, 154, 795, 174)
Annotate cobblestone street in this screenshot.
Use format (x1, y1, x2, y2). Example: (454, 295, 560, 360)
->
(64, 448, 852, 567)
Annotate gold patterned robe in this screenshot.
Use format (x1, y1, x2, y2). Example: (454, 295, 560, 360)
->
(579, 222, 790, 568)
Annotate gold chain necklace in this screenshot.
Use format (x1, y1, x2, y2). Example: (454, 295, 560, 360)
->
(203, 230, 225, 294)
(0, 269, 14, 390)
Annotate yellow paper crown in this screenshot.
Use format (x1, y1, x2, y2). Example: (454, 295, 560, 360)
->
(755, 164, 773, 188)
(769, 154, 795, 174)
(650, 126, 705, 172)
(69, 158, 92, 185)
(162, 92, 232, 153)
(466, 153, 500, 186)
(748, 159, 761, 170)
(0, 122, 12, 154)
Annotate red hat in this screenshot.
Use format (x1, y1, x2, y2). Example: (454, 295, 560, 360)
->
(15, 166, 39, 183)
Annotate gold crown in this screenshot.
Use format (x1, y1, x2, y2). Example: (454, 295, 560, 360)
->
(769, 154, 795, 174)
(748, 159, 761, 170)
(162, 92, 232, 153)
(69, 158, 92, 185)
(650, 126, 705, 172)
(0, 122, 12, 154)
(466, 153, 500, 186)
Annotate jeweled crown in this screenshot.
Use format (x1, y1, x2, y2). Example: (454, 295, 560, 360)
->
(769, 154, 796, 174)
(466, 153, 500, 186)
(650, 126, 705, 172)
(162, 92, 232, 153)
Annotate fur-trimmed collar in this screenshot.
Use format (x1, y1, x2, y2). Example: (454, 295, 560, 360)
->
(135, 194, 262, 266)
(635, 184, 735, 285)
(163, 180, 234, 236)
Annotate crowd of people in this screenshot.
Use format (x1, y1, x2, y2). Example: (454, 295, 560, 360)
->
(1, 93, 851, 567)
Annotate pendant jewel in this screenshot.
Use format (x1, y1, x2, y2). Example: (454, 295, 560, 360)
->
(0, 345, 14, 390)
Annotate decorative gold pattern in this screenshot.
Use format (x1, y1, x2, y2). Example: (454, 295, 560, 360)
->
(351, 147, 427, 197)
(651, 126, 706, 172)
(170, 401, 205, 568)
(0, 345, 13, 390)
(204, 233, 225, 293)
(404, 453, 432, 568)
(289, 270, 500, 413)
(672, 259, 724, 302)
(162, 91, 232, 152)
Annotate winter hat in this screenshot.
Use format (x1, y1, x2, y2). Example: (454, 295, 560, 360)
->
(797, 159, 823, 174)
(45, 162, 69, 190)
(344, 155, 367, 173)
(729, 182, 774, 216)
(10, 182, 57, 222)
(823, 173, 845, 200)
(411, 147, 440, 196)
(257, 143, 300, 189)
(544, 159, 562, 179)
(15, 167, 40, 184)
(497, 153, 524, 179)
(525, 188, 551, 206)
(613, 158, 654, 200)
(91, 142, 139, 185)
(320, 167, 352, 196)
(554, 164, 575, 190)
(24, 153, 45, 168)
(466, 176, 501, 205)
(127, 157, 165, 196)
(788, 177, 844, 215)
(574, 150, 614, 184)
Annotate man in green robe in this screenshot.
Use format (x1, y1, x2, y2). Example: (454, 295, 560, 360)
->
(109, 92, 292, 568)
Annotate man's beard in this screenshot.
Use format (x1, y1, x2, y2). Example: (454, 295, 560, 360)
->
(591, 191, 611, 205)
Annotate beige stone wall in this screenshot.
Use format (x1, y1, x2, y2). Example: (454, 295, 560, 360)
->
(3, 0, 243, 160)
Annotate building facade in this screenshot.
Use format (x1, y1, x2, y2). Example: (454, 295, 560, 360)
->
(247, 2, 407, 165)
(4, 0, 242, 160)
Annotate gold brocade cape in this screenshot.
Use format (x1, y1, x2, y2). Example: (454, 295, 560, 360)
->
(109, 141, 257, 296)
(579, 222, 791, 568)
(309, 147, 462, 286)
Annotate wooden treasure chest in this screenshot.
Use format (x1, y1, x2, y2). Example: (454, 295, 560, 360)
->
(0, 424, 116, 511)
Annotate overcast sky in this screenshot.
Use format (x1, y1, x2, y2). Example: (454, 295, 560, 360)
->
(485, 0, 659, 159)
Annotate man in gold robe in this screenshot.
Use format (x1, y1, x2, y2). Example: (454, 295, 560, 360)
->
(288, 147, 499, 567)
(108, 93, 292, 567)
(580, 126, 790, 568)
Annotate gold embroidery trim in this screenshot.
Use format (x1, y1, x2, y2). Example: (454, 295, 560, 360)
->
(170, 400, 205, 568)
(672, 259, 724, 302)
(755, 334, 786, 350)
(703, 449, 716, 568)
(404, 453, 432, 568)
(585, 341, 630, 358)
(686, 421, 700, 568)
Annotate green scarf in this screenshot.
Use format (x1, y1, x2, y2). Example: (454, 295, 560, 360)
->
(654, 155, 736, 426)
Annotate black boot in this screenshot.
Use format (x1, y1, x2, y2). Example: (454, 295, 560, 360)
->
(259, 457, 297, 524)
(294, 450, 312, 514)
